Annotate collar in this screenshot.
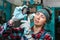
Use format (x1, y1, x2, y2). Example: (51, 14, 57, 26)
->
(31, 27, 45, 39)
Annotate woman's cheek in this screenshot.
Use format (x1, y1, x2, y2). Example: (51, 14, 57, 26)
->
(40, 20, 46, 25)
(38, 19, 45, 24)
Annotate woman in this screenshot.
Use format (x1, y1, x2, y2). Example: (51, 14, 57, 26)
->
(30, 8, 52, 40)
(10, 8, 52, 40)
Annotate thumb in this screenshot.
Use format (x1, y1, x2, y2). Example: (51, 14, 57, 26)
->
(21, 20, 27, 23)
(27, 17, 30, 24)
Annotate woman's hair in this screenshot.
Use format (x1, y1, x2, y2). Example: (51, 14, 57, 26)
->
(43, 7, 52, 22)
(34, 7, 52, 23)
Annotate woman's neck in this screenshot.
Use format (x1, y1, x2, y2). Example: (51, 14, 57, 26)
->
(33, 25, 43, 34)
(34, 25, 43, 28)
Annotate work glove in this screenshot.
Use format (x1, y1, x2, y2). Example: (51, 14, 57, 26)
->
(20, 17, 32, 39)
(11, 5, 28, 21)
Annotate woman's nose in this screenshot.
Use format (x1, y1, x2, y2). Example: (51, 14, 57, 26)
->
(37, 17, 40, 20)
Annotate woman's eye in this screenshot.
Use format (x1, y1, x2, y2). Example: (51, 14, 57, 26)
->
(41, 15, 45, 19)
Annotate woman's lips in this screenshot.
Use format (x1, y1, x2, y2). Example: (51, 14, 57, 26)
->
(35, 20, 39, 23)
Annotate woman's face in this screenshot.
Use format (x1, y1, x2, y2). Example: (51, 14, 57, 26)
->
(34, 12, 47, 26)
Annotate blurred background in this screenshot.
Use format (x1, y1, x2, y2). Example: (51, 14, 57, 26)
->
(0, 0, 60, 40)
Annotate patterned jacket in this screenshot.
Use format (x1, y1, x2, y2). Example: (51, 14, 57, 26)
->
(0, 23, 52, 40)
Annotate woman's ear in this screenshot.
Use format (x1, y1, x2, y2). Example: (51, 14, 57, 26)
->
(43, 20, 47, 26)
(45, 21, 47, 24)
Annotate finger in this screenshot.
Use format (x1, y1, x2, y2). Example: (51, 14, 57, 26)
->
(21, 20, 27, 23)
(28, 17, 30, 24)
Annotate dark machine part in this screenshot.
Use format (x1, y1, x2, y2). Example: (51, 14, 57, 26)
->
(55, 10, 60, 40)
(0, 11, 6, 25)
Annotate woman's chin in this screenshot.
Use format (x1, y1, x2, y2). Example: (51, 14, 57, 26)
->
(35, 23, 40, 26)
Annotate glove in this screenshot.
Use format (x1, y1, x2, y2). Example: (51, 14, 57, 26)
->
(29, 13, 35, 20)
(18, 5, 28, 10)
(20, 17, 33, 39)
(0, 23, 8, 34)
(20, 17, 31, 34)
(0, 26, 4, 34)
(13, 5, 28, 16)
(11, 5, 28, 21)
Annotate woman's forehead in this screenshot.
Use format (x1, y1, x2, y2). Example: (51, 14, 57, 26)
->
(35, 12, 44, 16)
(35, 12, 46, 18)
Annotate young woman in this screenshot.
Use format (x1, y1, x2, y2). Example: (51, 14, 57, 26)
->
(30, 8, 52, 40)
(10, 8, 52, 40)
